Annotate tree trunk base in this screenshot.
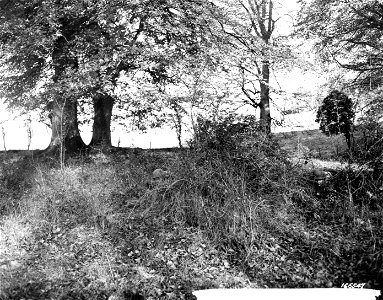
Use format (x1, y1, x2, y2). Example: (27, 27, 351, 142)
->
(44, 136, 87, 156)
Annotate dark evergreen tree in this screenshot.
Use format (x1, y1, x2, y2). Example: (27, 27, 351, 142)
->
(316, 90, 355, 149)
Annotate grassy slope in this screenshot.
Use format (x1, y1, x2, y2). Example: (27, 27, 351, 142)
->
(0, 150, 253, 300)
(275, 129, 348, 160)
(0, 134, 382, 299)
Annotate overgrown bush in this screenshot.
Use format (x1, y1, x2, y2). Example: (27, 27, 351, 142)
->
(189, 115, 289, 192)
(144, 115, 306, 266)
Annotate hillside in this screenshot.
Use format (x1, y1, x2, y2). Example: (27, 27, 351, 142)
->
(0, 138, 382, 299)
(275, 129, 348, 160)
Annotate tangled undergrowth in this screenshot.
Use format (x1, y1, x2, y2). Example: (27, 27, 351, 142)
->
(0, 119, 382, 299)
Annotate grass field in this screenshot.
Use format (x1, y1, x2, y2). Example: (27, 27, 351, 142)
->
(275, 129, 348, 160)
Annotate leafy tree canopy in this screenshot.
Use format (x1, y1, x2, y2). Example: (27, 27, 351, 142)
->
(0, 0, 218, 111)
(297, 0, 383, 91)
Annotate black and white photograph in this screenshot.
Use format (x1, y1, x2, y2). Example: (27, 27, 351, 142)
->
(0, 0, 382, 299)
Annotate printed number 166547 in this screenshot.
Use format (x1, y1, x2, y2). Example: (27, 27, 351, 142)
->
(341, 283, 366, 288)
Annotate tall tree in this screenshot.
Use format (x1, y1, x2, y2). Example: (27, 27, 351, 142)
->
(0, 0, 105, 153)
(0, 0, 220, 151)
(46, 16, 90, 153)
(214, 0, 287, 134)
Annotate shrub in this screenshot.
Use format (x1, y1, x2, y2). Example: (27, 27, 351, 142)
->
(143, 115, 306, 269)
(189, 115, 288, 193)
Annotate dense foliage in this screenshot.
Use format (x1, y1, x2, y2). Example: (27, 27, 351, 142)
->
(0, 0, 221, 151)
(297, 0, 383, 90)
(0, 0, 301, 152)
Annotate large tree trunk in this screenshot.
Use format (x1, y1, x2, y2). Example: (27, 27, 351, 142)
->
(89, 93, 114, 148)
(46, 98, 86, 153)
(259, 60, 271, 134)
(45, 35, 85, 154)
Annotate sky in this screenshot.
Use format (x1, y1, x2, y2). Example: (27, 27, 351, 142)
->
(0, 0, 322, 151)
